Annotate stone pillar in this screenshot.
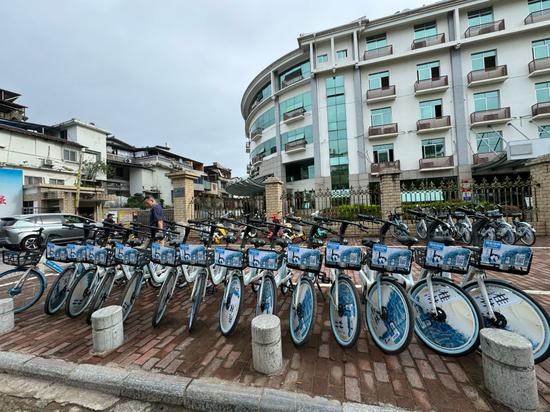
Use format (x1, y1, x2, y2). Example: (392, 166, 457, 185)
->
(379, 169, 401, 218)
(527, 154, 550, 235)
(251, 315, 282, 375)
(0, 299, 14, 334)
(167, 170, 203, 225)
(264, 177, 284, 220)
(91, 305, 124, 355)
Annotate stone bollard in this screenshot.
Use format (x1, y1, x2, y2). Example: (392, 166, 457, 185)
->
(0, 298, 14, 334)
(91, 305, 124, 355)
(481, 329, 538, 411)
(251, 314, 282, 375)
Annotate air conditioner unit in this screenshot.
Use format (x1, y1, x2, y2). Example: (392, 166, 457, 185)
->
(124, 158, 132, 163)
(43, 158, 54, 167)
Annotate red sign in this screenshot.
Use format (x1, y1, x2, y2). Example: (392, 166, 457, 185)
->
(0, 195, 6, 205)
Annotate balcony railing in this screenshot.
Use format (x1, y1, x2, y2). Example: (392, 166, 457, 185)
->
(366, 85, 396, 101)
(250, 127, 263, 141)
(529, 58, 550, 75)
(414, 75, 448, 93)
(525, 9, 550, 24)
(416, 115, 451, 132)
(107, 153, 132, 163)
(281, 73, 304, 88)
(467, 65, 508, 84)
(371, 160, 400, 174)
(245, 141, 251, 153)
(473, 152, 504, 165)
(532, 102, 550, 117)
(411, 33, 445, 50)
(470, 107, 511, 124)
(363, 45, 393, 60)
(368, 123, 398, 138)
(464, 20, 505, 38)
(284, 138, 307, 152)
(419, 156, 454, 170)
(251, 153, 265, 165)
(283, 107, 306, 123)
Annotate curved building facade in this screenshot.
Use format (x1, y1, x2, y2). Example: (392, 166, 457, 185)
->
(241, 0, 550, 192)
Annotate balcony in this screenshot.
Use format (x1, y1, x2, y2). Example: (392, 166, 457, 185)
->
(366, 85, 396, 104)
(363, 45, 393, 60)
(416, 116, 452, 134)
(473, 152, 505, 166)
(281, 72, 304, 89)
(525, 9, 550, 24)
(529, 58, 550, 77)
(368, 123, 398, 139)
(250, 127, 263, 142)
(245, 141, 251, 153)
(464, 20, 505, 38)
(532, 102, 550, 120)
(470, 107, 511, 126)
(107, 153, 132, 163)
(251, 153, 265, 166)
(411, 33, 445, 50)
(284, 138, 307, 153)
(283, 107, 306, 124)
(414, 75, 449, 95)
(371, 160, 400, 175)
(467, 65, 508, 87)
(419, 156, 454, 171)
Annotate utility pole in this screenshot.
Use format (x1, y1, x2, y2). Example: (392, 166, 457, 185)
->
(75, 149, 84, 213)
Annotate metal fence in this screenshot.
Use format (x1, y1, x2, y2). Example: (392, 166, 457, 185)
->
(193, 193, 265, 219)
(134, 208, 175, 226)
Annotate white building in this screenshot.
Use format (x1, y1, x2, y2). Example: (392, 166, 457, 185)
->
(241, 0, 550, 191)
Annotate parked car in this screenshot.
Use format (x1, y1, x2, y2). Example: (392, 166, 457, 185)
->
(0, 213, 97, 251)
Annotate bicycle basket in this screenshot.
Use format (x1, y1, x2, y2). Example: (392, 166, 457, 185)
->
(248, 248, 280, 271)
(367, 244, 412, 275)
(2, 250, 41, 267)
(324, 242, 363, 270)
(85, 245, 115, 267)
(476, 240, 532, 275)
(214, 247, 246, 269)
(179, 243, 208, 266)
(286, 245, 321, 272)
(421, 241, 472, 274)
(66, 244, 89, 263)
(46, 243, 70, 263)
(151, 243, 180, 267)
(114, 243, 151, 267)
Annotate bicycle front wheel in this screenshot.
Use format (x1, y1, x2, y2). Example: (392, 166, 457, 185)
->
(464, 279, 550, 364)
(518, 226, 536, 246)
(289, 276, 317, 347)
(219, 272, 243, 336)
(152, 268, 178, 327)
(0, 268, 46, 314)
(45, 265, 75, 315)
(65, 268, 97, 318)
(329, 276, 361, 349)
(189, 270, 206, 332)
(119, 271, 144, 322)
(86, 269, 116, 325)
(410, 277, 481, 356)
(365, 278, 413, 355)
(256, 274, 277, 316)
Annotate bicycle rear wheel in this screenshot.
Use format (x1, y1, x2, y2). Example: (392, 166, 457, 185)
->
(329, 275, 361, 349)
(0, 268, 46, 314)
(152, 268, 178, 327)
(65, 268, 97, 318)
(289, 276, 316, 347)
(86, 269, 116, 325)
(119, 271, 144, 322)
(45, 265, 75, 315)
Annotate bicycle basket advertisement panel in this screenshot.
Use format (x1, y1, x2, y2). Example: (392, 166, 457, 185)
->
(179, 244, 207, 265)
(480, 240, 532, 274)
(248, 248, 278, 270)
(286, 245, 321, 271)
(325, 242, 362, 269)
(214, 247, 244, 269)
(425, 242, 471, 273)
(369, 244, 412, 274)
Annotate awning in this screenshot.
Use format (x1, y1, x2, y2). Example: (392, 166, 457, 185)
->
(472, 152, 528, 174)
(225, 176, 267, 196)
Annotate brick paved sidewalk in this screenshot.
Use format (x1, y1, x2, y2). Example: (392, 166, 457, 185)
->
(2, 247, 550, 411)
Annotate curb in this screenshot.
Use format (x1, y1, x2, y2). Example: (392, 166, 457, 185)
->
(0, 351, 410, 411)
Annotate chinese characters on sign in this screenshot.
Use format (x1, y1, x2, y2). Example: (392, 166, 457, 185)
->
(0, 195, 6, 205)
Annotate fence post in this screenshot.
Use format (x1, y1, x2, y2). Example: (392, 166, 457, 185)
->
(167, 170, 203, 224)
(527, 154, 550, 236)
(264, 177, 284, 220)
(379, 168, 401, 218)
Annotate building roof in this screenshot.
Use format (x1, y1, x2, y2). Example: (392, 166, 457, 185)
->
(53, 118, 111, 135)
(0, 122, 83, 148)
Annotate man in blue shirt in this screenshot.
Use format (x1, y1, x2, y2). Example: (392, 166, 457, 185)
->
(144, 195, 164, 240)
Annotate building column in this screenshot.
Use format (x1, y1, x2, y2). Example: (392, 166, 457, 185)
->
(379, 168, 401, 218)
(264, 177, 284, 220)
(167, 170, 202, 224)
(527, 154, 550, 235)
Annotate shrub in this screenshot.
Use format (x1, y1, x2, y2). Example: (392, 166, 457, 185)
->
(322, 204, 381, 220)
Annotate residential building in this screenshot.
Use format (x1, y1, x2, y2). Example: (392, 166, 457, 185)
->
(241, 0, 550, 191)
(203, 162, 232, 196)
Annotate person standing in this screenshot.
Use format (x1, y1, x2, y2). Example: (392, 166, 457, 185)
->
(144, 195, 164, 241)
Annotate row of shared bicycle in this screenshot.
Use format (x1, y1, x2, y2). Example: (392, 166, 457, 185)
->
(1, 206, 548, 364)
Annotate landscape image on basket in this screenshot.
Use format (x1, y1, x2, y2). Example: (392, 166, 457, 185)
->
(85, 245, 110, 266)
(325, 242, 363, 269)
(425, 241, 471, 273)
(480, 240, 533, 274)
(46, 243, 70, 262)
(248, 248, 278, 270)
(369, 243, 413, 273)
(152, 243, 177, 266)
(179, 244, 208, 265)
(114, 243, 140, 265)
(286, 245, 321, 271)
(67, 244, 88, 262)
(214, 247, 245, 268)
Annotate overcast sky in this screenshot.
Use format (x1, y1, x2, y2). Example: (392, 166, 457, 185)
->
(2, 0, 425, 176)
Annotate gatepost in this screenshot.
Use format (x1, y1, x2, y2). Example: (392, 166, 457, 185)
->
(167, 170, 203, 224)
(379, 168, 401, 218)
(527, 154, 550, 236)
(264, 177, 284, 220)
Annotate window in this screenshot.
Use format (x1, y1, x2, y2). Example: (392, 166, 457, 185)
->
(64, 215, 87, 224)
(279, 92, 312, 119)
(336, 49, 348, 60)
(63, 149, 77, 162)
(317, 54, 328, 64)
(279, 61, 311, 88)
(251, 83, 272, 108)
(420, 99, 443, 119)
(250, 107, 275, 132)
(417, 61, 440, 81)
(474, 90, 500, 111)
(532, 38, 550, 59)
(371, 107, 392, 126)
(539, 125, 550, 138)
(41, 215, 63, 225)
(414, 22, 437, 40)
(471, 50, 497, 71)
(281, 126, 313, 145)
(250, 137, 277, 158)
(528, 0, 550, 13)
(373, 144, 394, 163)
(366, 34, 387, 51)
(476, 131, 503, 153)
(59, 130, 68, 140)
(536, 82, 550, 103)
(285, 159, 315, 182)
(422, 138, 445, 159)
(325, 76, 349, 190)
(24, 176, 44, 185)
(368, 71, 390, 89)
(49, 179, 64, 185)
(468, 8, 493, 27)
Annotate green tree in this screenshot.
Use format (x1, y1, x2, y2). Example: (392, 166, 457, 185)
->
(126, 193, 146, 209)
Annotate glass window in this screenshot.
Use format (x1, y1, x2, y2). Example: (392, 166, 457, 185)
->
(317, 54, 328, 64)
(476, 131, 503, 152)
(285, 159, 315, 182)
(336, 49, 348, 60)
(41, 215, 63, 225)
(371, 107, 392, 126)
(422, 138, 445, 159)
(325, 76, 349, 190)
(532, 38, 550, 59)
(471, 50, 497, 71)
(529, 0, 550, 13)
(368, 71, 390, 89)
(63, 149, 77, 162)
(468, 8, 493, 27)
(366, 34, 387, 51)
(414, 22, 437, 40)
(281, 126, 313, 145)
(64, 215, 86, 224)
(279, 92, 312, 119)
(250, 107, 275, 132)
(24, 176, 44, 185)
(326, 75, 345, 97)
(49, 179, 64, 185)
(419, 99, 443, 119)
(536, 82, 550, 103)
(474, 90, 500, 111)
(251, 83, 272, 108)
(279, 61, 311, 88)
(417, 61, 440, 81)
(539, 125, 550, 138)
(250, 137, 277, 158)
(373, 144, 394, 163)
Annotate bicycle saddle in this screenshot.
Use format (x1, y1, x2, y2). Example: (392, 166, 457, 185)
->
(453, 211, 465, 218)
(396, 235, 419, 247)
(274, 238, 290, 248)
(361, 238, 379, 248)
(430, 235, 455, 246)
(252, 239, 266, 248)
